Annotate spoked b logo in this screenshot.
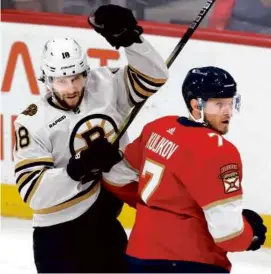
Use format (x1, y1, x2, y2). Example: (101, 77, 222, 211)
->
(69, 114, 119, 156)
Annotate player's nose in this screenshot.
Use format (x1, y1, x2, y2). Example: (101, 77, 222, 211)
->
(66, 81, 77, 92)
(222, 104, 233, 116)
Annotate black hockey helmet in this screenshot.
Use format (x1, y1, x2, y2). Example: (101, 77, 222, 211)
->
(182, 66, 237, 111)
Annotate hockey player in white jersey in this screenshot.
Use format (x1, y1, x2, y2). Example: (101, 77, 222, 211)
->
(13, 5, 168, 273)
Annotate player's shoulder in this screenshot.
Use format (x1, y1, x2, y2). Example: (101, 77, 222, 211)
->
(175, 117, 237, 150)
(87, 66, 120, 81)
(140, 115, 180, 139)
(15, 96, 56, 134)
(196, 127, 239, 156)
(146, 115, 179, 130)
(15, 99, 41, 124)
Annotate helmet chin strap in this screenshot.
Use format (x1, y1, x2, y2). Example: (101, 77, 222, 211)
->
(189, 108, 205, 124)
(43, 74, 53, 92)
(189, 98, 208, 125)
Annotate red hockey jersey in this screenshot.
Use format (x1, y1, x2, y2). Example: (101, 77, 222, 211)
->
(103, 116, 253, 271)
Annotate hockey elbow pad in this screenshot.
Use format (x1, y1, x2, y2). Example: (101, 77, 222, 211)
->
(242, 209, 267, 251)
(88, 4, 143, 49)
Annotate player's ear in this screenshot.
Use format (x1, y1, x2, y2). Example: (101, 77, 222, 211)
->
(190, 99, 200, 111)
(190, 98, 201, 119)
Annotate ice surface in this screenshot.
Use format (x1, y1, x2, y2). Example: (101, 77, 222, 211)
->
(1, 217, 270, 274)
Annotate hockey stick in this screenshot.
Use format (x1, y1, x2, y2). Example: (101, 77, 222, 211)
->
(112, 0, 216, 144)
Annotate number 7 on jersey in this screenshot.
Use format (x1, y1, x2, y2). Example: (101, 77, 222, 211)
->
(141, 159, 165, 203)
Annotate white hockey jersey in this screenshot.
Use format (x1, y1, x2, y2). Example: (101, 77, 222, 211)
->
(13, 37, 168, 227)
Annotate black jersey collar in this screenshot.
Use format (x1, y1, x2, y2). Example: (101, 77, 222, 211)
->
(177, 117, 205, 128)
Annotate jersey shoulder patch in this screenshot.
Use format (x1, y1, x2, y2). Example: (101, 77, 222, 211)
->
(22, 103, 38, 116)
(15, 99, 48, 132)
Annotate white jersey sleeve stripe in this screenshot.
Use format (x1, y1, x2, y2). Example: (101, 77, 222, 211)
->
(203, 197, 244, 241)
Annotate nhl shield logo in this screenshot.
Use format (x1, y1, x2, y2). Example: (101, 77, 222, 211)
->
(219, 164, 240, 194)
(69, 114, 119, 156)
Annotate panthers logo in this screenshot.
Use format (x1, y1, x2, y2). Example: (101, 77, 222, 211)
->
(219, 164, 240, 194)
(69, 114, 119, 156)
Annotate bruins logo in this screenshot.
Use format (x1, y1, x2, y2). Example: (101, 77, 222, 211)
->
(22, 104, 38, 116)
(69, 114, 119, 156)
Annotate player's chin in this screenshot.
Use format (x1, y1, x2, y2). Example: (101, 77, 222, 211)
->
(218, 123, 229, 135)
(65, 97, 80, 108)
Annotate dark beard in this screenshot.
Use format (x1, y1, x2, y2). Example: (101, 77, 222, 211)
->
(53, 89, 84, 110)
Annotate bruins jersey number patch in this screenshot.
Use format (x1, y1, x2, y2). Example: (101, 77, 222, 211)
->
(15, 126, 30, 151)
(69, 114, 119, 156)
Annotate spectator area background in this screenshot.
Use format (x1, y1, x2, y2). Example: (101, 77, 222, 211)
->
(2, 0, 271, 35)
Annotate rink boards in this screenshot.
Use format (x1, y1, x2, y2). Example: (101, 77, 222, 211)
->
(1, 183, 271, 248)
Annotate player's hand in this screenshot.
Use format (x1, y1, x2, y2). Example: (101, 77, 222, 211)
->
(88, 4, 143, 49)
(242, 209, 267, 251)
(66, 138, 123, 182)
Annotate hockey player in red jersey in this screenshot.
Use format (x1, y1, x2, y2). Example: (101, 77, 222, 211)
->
(102, 66, 267, 273)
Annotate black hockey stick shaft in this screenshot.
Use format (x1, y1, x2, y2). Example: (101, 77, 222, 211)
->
(113, 0, 216, 144)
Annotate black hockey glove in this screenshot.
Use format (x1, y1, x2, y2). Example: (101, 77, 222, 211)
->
(66, 138, 123, 182)
(242, 209, 267, 251)
(88, 4, 143, 49)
